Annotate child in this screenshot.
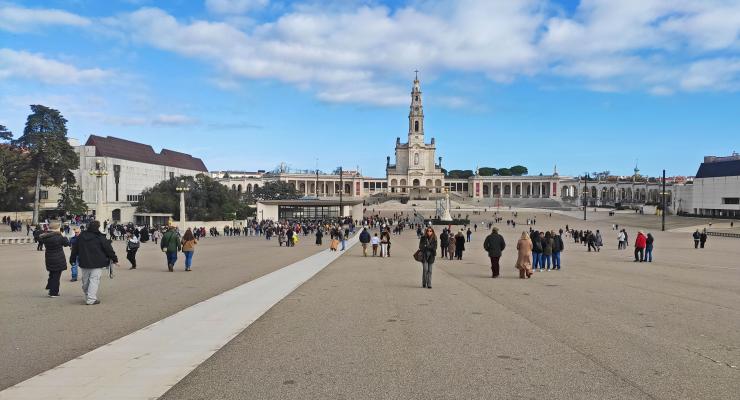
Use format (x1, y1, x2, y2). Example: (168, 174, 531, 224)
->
(371, 233, 380, 256)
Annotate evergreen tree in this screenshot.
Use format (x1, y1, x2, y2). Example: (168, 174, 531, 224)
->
(12, 106, 79, 224)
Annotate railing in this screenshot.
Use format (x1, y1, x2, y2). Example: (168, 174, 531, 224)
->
(706, 232, 740, 238)
(0, 237, 34, 245)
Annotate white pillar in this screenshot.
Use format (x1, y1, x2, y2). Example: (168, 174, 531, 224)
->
(179, 191, 186, 224)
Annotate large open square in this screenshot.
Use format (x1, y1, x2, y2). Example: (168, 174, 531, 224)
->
(2, 209, 738, 399)
(3, 1, 740, 398)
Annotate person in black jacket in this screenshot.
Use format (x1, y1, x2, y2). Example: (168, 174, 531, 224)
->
(531, 230, 543, 271)
(439, 229, 449, 259)
(40, 225, 70, 297)
(483, 227, 506, 278)
(419, 227, 438, 289)
(70, 221, 118, 305)
(551, 230, 564, 270)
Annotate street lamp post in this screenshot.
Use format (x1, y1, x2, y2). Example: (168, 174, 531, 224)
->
(583, 173, 588, 221)
(175, 178, 189, 226)
(88, 159, 108, 224)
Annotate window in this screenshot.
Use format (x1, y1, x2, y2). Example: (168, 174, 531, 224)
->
(723, 197, 740, 205)
(39, 190, 48, 200)
(414, 153, 419, 165)
(415, 96, 419, 101)
(169, 172, 175, 179)
(127, 194, 143, 202)
(414, 120, 419, 132)
(278, 205, 340, 220)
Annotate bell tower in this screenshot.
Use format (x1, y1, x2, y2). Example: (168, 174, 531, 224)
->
(408, 70, 424, 145)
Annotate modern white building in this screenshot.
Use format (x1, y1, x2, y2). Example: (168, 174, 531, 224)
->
(673, 154, 740, 218)
(41, 135, 208, 223)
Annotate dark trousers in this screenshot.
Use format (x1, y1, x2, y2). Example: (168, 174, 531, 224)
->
(694, 240, 699, 249)
(455, 249, 463, 260)
(635, 247, 644, 261)
(441, 246, 448, 258)
(127, 248, 138, 268)
(700, 241, 706, 248)
(490, 256, 500, 277)
(37, 241, 44, 251)
(46, 270, 62, 295)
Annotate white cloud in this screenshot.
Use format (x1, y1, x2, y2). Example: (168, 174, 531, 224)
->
(10, 0, 740, 105)
(205, 0, 269, 15)
(0, 4, 90, 33)
(0, 48, 112, 84)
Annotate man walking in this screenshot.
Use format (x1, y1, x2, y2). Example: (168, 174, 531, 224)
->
(692, 230, 700, 249)
(359, 227, 371, 257)
(161, 225, 181, 271)
(70, 221, 118, 305)
(483, 227, 506, 278)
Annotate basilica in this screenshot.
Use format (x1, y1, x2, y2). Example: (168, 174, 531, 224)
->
(386, 73, 445, 196)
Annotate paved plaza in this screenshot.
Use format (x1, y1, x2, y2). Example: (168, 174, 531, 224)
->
(1, 210, 739, 399)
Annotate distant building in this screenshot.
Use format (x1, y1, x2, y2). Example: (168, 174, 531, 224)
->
(41, 135, 207, 223)
(673, 153, 740, 217)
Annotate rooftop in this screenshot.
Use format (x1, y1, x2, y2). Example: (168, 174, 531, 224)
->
(85, 135, 207, 172)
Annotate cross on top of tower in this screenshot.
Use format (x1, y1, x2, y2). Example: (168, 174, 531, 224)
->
(414, 69, 419, 80)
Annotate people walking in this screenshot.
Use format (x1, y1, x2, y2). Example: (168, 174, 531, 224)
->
(40, 223, 70, 297)
(126, 233, 140, 269)
(69, 227, 80, 282)
(483, 227, 506, 278)
(419, 227, 437, 289)
(161, 226, 181, 272)
(70, 221, 118, 305)
(552, 230, 564, 270)
(315, 229, 323, 246)
(542, 231, 553, 271)
(380, 229, 390, 257)
(693, 230, 700, 248)
(371, 233, 380, 256)
(645, 233, 654, 262)
(700, 230, 708, 248)
(454, 229, 466, 260)
(516, 232, 533, 279)
(634, 231, 647, 262)
(181, 228, 197, 271)
(359, 227, 371, 257)
(440, 229, 449, 259)
(531, 231, 543, 271)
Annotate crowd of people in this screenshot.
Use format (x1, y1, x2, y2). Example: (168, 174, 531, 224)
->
(27, 207, 726, 304)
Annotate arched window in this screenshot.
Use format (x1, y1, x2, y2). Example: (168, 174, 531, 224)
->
(414, 153, 419, 165)
(414, 120, 419, 132)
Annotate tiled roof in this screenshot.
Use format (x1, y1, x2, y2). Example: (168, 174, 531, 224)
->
(695, 159, 740, 179)
(85, 135, 207, 172)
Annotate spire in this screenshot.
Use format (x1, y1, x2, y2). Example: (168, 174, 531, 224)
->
(408, 71, 424, 142)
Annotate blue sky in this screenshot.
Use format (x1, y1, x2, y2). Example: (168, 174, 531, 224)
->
(1, 0, 739, 178)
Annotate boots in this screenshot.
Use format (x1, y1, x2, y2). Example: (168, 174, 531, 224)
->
(519, 269, 526, 279)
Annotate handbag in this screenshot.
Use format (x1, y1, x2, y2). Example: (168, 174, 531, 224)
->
(413, 249, 424, 262)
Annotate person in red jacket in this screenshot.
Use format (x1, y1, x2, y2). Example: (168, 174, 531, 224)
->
(634, 231, 647, 262)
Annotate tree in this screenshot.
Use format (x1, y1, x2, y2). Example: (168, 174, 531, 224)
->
(478, 167, 498, 176)
(0, 124, 33, 211)
(509, 165, 528, 176)
(498, 168, 512, 176)
(249, 181, 300, 201)
(12, 106, 79, 224)
(446, 169, 474, 179)
(57, 177, 88, 216)
(137, 174, 252, 221)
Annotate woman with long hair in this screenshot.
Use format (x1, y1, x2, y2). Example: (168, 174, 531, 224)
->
(181, 228, 198, 271)
(516, 232, 533, 279)
(419, 226, 438, 289)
